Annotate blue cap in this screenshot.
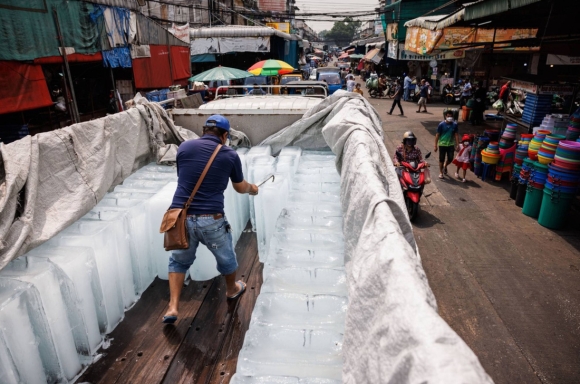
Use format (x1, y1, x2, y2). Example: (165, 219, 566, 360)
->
(205, 114, 230, 132)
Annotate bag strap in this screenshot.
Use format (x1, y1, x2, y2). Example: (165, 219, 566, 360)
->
(183, 144, 222, 211)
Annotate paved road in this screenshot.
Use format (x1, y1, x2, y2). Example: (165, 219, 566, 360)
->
(358, 83, 580, 384)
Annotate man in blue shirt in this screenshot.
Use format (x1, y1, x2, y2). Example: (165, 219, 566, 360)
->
(403, 73, 412, 101)
(415, 79, 430, 113)
(163, 115, 258, 324)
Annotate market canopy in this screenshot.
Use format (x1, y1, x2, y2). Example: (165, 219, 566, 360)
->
(338, 52, 349, 60)
(363, 48, 384, 64)
(189, 66, 253, 82)
(248, 59, 294, 76)
(191, 54, 216, 63)
(349, 54, 364, 59)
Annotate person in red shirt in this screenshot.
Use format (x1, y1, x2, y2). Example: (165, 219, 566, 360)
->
(499, 81, 511, 104)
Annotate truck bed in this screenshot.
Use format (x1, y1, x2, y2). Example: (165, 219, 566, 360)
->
(78, 228, 260, 384)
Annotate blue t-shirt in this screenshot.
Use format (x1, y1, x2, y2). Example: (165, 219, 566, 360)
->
(420, 84, 429, 98)
(170, 135, 244, 215)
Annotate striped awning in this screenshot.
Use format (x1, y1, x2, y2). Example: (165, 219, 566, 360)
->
(363, 48, 380, 61)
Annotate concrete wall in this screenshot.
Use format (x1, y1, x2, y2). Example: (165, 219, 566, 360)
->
(171, 110, 303, 145)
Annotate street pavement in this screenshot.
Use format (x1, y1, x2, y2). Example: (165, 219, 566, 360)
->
(354, 80, 580, 384)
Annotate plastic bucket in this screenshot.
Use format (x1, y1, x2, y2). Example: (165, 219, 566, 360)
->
(537, 187, 575, 229)
(515, 182, 527, 207)
(522, 185, 544, 218)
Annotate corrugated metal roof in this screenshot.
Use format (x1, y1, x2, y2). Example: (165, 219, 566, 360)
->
(464, 0, 541, 21)
(351, 36, 384, 47)
(190, 26, 301, 41)
(198, 96, 322, 112)
(404, 12, 465, 30)
(135, 12, 189, 47)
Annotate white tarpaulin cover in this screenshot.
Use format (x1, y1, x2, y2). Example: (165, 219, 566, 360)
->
(0, 98, 197, 269)
(190, 37, 270, 55)
(262, 91, 493, 383)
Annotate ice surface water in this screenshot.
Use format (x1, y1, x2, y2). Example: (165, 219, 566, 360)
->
(235, 150, 348, 382)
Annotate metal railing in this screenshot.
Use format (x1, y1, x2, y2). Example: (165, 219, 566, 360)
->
(214, 84, 328, 99)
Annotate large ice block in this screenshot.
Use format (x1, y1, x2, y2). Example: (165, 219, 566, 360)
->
(275, 210, 342, 232)
(250, 293, 347, 331)
(0, 259, 83, 380)
(231, 376, 341, 384)
(87, 200, 156, 295)
(56, 220, 127, 333)
(254, 176, 289, 261)
(114, 179, 169, 194)
(261, 268, 347, 295)
(237, 327, 343, 380)
(26, 245, 102, 355)
(139, 163, 177, 173)
(266, 249, 344, 270)
(269, 230, 344, 253)
(248, 156, 276, 231)
(0, 279, 69, 383)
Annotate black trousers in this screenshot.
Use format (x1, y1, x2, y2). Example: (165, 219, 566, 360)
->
(390, 98, 404, 114)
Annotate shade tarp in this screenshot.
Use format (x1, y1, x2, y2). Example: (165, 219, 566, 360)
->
(132, 45, 173, 89)
(370, 50, 385, 64)
(256, 91, 494, 383)
(33, 52, 104, 64)
(0, 61, 53, 115)
(363, 48, 380, 61)
(0, 0, 101, 61)
(0, 97, 198, 267)
(191, 54, 216, 63)
(170, 46, 191, 80)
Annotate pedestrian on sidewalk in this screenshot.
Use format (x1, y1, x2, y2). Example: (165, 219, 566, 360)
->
(452, 134, 472, 182)
(434, 110, 460, 179)
(403, 73, 412, 101)
(416, 79, 430, 113)
(388, 79, 404, 116)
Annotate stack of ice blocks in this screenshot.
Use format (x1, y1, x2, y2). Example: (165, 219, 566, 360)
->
(233, 150, 347, 384)
(0, 150, 252, 383)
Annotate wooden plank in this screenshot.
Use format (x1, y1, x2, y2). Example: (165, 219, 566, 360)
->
(161, 233, 258, 384)
(77, 277, 211, 384)
(207, 258, 264, 384)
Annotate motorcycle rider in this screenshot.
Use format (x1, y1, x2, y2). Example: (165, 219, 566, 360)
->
(378, 74, 387, 94)
(393, 131, 423, 174)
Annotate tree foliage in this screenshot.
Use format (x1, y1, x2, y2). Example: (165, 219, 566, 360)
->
(325, 17, 361, 46)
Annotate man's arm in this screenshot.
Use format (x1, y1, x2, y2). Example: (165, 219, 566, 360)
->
(233, 180, 258, 195)
(434, 127, 440, 152)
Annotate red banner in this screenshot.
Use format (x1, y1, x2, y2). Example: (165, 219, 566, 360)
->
(132, 45, 173, 89)
(0, 61, 53, 115)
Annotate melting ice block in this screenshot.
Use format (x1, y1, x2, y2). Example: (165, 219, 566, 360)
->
(230, 376, 341, 384)
(0, 259, 83, 380)
(248, 156, 276, 231)
(254, 176, 289, 261)
(0, 278, 71, 383)
(250, 293, 347, 331)
(26, 245, 102, 355)
(261, 268, 347, 295)
(56, 219, 128, 333)
(237, 327, 343, 380)
(265, 249, 344, 270)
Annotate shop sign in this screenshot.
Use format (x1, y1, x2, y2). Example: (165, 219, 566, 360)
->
(510, 80, 537, 94)
(387, 23, 398, 41)
(191, 37, 270, 55)
(546, 54, 580, 65)
(398, 49, 465, 61)
(474, 70, 486, 77)
(387, 41, 398, 59)
(539, 84, 575, 96)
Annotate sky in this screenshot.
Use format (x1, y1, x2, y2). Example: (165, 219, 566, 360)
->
(293, 0, 380, 33)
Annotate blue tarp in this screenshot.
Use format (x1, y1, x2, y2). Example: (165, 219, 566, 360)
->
(191, 54, 217, 63)
(102, 47, 132, 68)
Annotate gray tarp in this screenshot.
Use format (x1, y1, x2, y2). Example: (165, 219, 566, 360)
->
(0, 100, 197, 269)
(264, 91, 493, 383)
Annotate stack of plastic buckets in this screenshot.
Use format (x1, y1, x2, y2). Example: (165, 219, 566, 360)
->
(537, 140, 580, 229)
(566, 108, 580, 141)
(516, 158, 534, 207)
(510, 163, 522, 199)
(522, 161, 549, 218)
(515, 134, 533, 165)
(528, 130, 549, 160)
(538, 134, 565, 165)
(500, 125, 517, 149)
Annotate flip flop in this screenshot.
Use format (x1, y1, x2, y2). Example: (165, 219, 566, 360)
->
(162, 315, 177, 324)
(227, 281, 246, 300)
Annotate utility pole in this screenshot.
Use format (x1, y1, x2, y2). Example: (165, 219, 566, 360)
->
(52, 7, 80, 124)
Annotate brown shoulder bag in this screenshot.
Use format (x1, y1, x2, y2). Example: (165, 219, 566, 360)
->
(159, 144, 222, 251)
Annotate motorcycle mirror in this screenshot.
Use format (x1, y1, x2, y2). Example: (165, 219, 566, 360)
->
(425, 152, 431, 159)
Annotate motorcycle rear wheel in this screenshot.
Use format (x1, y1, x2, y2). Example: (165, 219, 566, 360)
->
(406, 198, 419, 221)
(370, 90, 378, 98)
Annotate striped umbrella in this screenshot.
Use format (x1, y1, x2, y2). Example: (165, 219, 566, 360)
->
(248, 59, 294, 76)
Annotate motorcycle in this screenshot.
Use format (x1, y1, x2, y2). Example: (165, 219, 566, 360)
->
(367, 78, 394, 98)
(443, 85, 462, 105)
(395, 151, 431, 221)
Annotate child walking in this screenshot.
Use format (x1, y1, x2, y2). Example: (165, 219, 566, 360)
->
(452, 134, 472, 182)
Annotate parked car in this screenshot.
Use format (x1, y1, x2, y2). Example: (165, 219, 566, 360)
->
(204, 80, 233, 100)
(284, 80, 328, 97)
(316, 68, 343, 95)
(244, 76, 269, 94)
